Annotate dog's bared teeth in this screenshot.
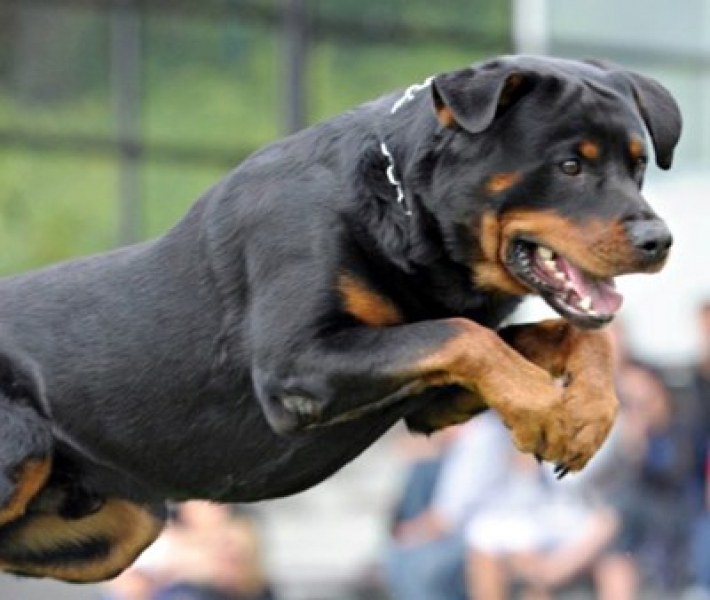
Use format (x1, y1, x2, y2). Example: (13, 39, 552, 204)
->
(536, 246, 555, 261)
(554, 272, 566, 281)
(578, 296, 593, 311)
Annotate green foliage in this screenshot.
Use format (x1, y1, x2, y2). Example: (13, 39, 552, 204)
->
(0, 150, 117, 272)
(0, 1, 510, 274)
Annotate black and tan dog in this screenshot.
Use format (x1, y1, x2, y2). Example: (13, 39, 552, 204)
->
(0, 55, 680, 582)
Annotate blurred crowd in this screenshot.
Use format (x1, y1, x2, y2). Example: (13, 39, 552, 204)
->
(101, 502, 276, 600)
(383, 302, 710, 600)
(99, 303, 710, 600)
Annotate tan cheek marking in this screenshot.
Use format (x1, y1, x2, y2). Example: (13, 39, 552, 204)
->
(478, 211, 500, 262)
(339, 274, 402, 326)
(472, 211, 530, 295)
(485, 172, 522, 194)
(579, 140, 600, 160)
(629, 138, 645, 160)
(473, 263, 531, 295)
(500, 210, 638, 277)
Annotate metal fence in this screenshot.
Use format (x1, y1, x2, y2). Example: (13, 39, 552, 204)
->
(0, 0, 511, 250)
(1, 0, 707, 269)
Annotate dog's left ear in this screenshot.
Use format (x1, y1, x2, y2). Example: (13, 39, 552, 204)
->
(587, 60, 682, 170)
(431, 66, 535, 134)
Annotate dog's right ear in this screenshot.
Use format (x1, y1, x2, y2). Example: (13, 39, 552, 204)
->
(431, 66, 535, 133)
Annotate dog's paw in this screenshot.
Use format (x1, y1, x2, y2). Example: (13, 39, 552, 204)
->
(501, 376, 617, 473)
(556, 373, 618, 473)
(498, 320, 618, 474)
(496, 386, 567, 461)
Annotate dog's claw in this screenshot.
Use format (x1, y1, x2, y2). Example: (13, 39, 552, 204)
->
(554, 463, 570, 480)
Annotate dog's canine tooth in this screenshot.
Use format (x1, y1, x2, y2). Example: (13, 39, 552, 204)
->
(542, 259, 557, 272)
(554, 272, 566, 281)
(578, 296, 593, 311)
(537, 246, 554, 261)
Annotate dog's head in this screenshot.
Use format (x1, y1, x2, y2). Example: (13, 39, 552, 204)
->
(420, 55, 681, 329)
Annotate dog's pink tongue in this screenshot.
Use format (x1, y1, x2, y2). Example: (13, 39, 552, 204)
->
(558, 258, 624, 314)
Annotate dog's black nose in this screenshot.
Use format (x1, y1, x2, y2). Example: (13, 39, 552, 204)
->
(626, 218, 673, 263)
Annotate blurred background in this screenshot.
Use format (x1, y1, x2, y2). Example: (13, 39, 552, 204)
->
(0, 0, 709, 599)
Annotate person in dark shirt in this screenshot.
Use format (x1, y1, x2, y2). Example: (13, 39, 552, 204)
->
(688, 302, 710, 595)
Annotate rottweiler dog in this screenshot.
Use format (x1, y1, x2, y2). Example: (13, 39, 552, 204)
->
(0, 55, 680, 582)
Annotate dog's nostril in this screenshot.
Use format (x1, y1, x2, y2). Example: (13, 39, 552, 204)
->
(654, 231, 672, 253)
(641, 237, 671, 253)
(627, 220, 672, 261)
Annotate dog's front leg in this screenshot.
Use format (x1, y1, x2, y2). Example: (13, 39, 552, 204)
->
(252, 317, 607, 469)
(499, 319, 619, 472)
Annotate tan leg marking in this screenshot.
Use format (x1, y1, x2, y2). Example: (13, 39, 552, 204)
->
(0, 498, 165, 583)
(0, 457, 51, 526)
(338, 273, 402, 326)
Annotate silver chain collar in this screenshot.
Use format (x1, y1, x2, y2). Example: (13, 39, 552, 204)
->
(380, 76, 434, 217)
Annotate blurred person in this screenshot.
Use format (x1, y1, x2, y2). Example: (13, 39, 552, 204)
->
(464, 322, 664, 600)
(385, 322, 637, 600)
(464, 413, 631, 600)
(383, 425, 469, 600)
(102, 567, 157, 600)
(614, 361, 696, 590)
(133, 502, 276, 600)
(385, 415, 512, 600)
(602, 319, 697, 592)
(685, 301, 710, 597)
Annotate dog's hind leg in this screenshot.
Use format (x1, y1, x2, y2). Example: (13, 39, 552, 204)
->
(0, 498, 166, 582)
(0, 398, 52, 527)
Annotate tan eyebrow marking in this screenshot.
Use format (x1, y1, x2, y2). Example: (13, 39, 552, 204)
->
(578, 140, 600, 160)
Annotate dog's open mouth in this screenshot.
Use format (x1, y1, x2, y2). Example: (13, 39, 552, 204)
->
(506, 239, 623, 329)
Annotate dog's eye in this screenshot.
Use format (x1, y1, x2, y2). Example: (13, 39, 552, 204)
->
(559, 159, 582, 176)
